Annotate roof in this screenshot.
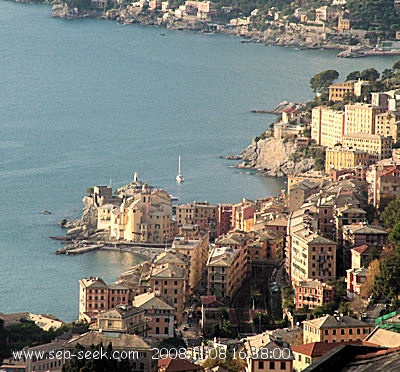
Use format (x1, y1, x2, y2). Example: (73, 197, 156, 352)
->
(133, 292, 174, 311)
(351, 245, 369, 254)
(292, 342, 342, 357)
(344, 224, 387, 235)
(201, 295, 224, 307)
(364, 327, 400, 347)
(292, 229, 336, 245)
(80, 276, 107, 288)
(158, 357, 202, 371)
(67, 331, 151, 350)
(304, 315, 370, 329)
(207, 246, 240, 267)
(151, 263, 186, 279)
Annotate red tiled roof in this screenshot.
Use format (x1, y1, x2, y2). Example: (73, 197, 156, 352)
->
(201, 295, 217, 305)
(292, 341, 376, 358)
(352, 245, 369, 254)
(158, 357, 202, 371)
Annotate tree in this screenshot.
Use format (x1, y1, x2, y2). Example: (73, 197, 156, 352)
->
(389, 221, 400, 248)
(374, 250, 400, 304)
(310, 70, 339, 93)
(346, 71, 361, 81)
(360, 68, 380, 81)
(360, 259, 380, 298)
(380, 197, 400, 229)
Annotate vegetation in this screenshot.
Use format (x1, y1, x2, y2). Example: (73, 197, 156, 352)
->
(0, 320, 88, 364)
(309, 70, 339, 94)
(381, 197, 400, 229)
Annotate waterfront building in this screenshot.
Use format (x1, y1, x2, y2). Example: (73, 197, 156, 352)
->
(206, 246, 247, 303)
(171, 232, 210, 291)
(78, 276, 133, 323)
(311, 106, 345, 147)
(132, 292, 175, 340)
(91, 304, 149, 335)
(325, 146, 369, 173)
(290, 228, 337, 285)
(303, 315, 372, 344)
(176, 201, 218, 240)
(294, 279, 335, 310)
(287, 171, 327, 190)
(243, 333, 293, 372)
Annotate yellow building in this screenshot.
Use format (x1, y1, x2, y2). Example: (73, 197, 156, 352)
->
(108, 186, 173, 243)
(344, 103, 381, 135)
(290, 229, 337, 285)
(206, 246, 247, 302)
(342, 133, 393, 162)
(148, 263, 188, 325)
(172, 232, 209, 292)
(375, 111, 400, 142)
(325, 146, 369, 172)
(311, 106, 345, 147)
(329, 81, 357, 102)
(243, 333, 294, 372)
(303, 315, 372, 344)
(232, 198, 257, 232)
(92, 305, 149, 335)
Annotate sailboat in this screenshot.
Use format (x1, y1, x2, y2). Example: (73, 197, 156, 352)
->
(176, 155, 184, 183)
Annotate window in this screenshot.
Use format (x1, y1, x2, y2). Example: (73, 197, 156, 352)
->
(164, 327, 169, 334)
(333, 330, 336, 335)
(280, 361, 286, 369)
(270, 361, 275, 370)
(341, 329, 345, 335)
(258, 361, 264, 369)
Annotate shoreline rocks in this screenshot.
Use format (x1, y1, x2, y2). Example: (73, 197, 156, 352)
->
(235, 137, 315, 177)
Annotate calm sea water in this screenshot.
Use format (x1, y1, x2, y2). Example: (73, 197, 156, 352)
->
(1, 1, 399, 322)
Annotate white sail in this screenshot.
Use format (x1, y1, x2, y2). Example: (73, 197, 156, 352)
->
(176, 155, 184, 182)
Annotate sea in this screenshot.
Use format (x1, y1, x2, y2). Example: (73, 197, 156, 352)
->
(0, 0, 399, 322)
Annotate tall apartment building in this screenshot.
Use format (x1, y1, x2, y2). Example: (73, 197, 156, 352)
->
(311, 106, 345, 147)
(325, 146, 369, 172)
(375, 111, 400, 142)
(206, 246, 247, 302)
(176, 201, 218, 239)
(294, 279, 335, 310)
(232, 198, 257, 232)
(342, 133, 392, 162)
(78, 277, 133, 322)
(148, 263, 188, 325)
(218, 203, 233, 236)
(344, 103, 382, 135)
(171, 232, 209, 291)
(290, 229, 337, 285)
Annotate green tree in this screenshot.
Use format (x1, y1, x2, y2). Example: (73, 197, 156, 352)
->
(360, 68, 380, 81)
(374, 250, 400, 304)
(380, 197, 400, 229)
(310, 70, 339, 93)
(346, 71, 361, 81)
(389, 221, 400, 248)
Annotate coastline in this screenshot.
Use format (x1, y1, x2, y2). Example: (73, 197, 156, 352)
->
(46, 2, 369, 52)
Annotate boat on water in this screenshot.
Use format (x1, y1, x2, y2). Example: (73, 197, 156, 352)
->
(176, 155, 184, 183)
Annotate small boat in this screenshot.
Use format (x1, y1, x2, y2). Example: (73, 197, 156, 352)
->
(176, 155, 184, 183)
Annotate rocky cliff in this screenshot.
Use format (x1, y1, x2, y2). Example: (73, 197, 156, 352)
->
(236, 137, 315, 177)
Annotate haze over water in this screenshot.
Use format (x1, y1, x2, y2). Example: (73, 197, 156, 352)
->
(0, 1, 398, 321)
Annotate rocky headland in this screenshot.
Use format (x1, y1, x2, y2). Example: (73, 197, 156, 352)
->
(235, 137, 315, 177)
